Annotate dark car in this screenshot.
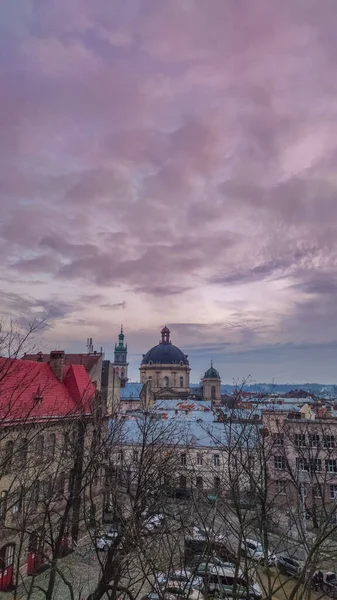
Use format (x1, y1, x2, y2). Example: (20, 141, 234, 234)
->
(276, 555, 303, 577)
(315, 572, 337, 597)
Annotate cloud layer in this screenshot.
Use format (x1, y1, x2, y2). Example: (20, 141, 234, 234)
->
(1, 0, 337, 382)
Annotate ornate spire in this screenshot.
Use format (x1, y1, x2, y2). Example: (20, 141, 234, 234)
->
(119, 325, 124, 344)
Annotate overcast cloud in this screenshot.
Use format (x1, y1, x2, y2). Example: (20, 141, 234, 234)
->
(1, 0, 337, 383)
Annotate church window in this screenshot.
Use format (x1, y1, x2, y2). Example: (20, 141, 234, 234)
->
(164, 376, 169, 387)
(180, 376, 184, 387)
(181, 453, 186, 466)
(197, 454, 203, 466)
(211, 386, 216, 400)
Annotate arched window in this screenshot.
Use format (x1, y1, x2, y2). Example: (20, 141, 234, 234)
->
(211, 386, 216, 400)
(164, 376, 169, 387)
(180, 376, 184, 387)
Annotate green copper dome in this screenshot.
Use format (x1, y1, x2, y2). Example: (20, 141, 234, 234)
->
(203, 362, 220, 379)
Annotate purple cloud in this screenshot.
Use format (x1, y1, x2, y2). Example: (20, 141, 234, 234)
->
(1, 0, 337, 381)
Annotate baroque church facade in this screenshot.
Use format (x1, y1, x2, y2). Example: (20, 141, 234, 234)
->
(117, 326, 222, 409)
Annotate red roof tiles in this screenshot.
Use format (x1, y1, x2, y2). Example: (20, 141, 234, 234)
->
(0, 357, 96, 423)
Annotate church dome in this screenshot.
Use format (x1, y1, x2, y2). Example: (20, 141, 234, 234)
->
(141, 326, 189, 366)
(203, 363, 220, 379)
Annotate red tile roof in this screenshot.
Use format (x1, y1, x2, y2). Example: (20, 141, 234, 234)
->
(0, 357, 96, 423)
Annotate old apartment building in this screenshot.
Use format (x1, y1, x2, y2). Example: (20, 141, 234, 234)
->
(263, 403, 337, 521)
(0, 351, 109, 591)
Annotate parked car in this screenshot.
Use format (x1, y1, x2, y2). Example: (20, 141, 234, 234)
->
(157, 569, 203, 590)
(143, 513, 165, 532)
(196, 562, 242, 579)
(162, 583, 205, 600)
(189, 554, 233, 568)
(140, 594, 177, 600)
(314, 571, 337, 596)
(95, 532, 118, 551)
(204, 566, 262, 599)
(240, 539, 276, 566)
(276, 555, 303, 577)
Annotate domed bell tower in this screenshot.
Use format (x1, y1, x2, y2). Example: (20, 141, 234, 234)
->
(202, 362, 221, 406)
(113, 326, 128, 387)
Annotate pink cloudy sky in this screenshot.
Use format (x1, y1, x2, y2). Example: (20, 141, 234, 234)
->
(1, 0, 337, 383)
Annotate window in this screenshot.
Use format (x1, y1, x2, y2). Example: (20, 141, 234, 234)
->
(31, 480, 40, 508)
(133, 450, 139, 462)
(0, 491, 7, 523)
(313, 484, 322, 498)
(4, 441, 14, 474)
(272, 433, 284, 446)
(35, 435, 44, 456)
(295, 434, 306, 448)
(56, 472, 66, 498)
(180, 376, 184, 387)
(197, 454, 203, 466)
(47, 433, 56, 459)
(196, 476, 203, 489)
(12, 489, 22, 515)
(274, 455, 286, 470)
(213, 454, 220, 467)
(275, 481, 286, 495)
(214, 476, 221, 490)
(296, 458, 308, 472)
(164, 376, 169, 387)
(118, 450, 123, 462)
(211, 386, 216, 400)
(179, 475, 187, 490)
(326, 459, 337, 473)
(309, 434, 320, 448)
(42, 480, 52, 500)
(324, 435, 335, 449)
(181, 453, 186, 466)
(18, 439, 28, 468)
(330, 485, 337, 500)
(309, 459, 322, 473)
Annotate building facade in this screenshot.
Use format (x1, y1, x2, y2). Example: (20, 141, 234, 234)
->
(0, 352, 107, 591)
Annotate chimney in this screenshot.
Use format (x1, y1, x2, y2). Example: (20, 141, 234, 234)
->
(49, 350, 65, 382)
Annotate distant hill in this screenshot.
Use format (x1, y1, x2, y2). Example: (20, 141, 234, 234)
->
(219, 383, 337, 397)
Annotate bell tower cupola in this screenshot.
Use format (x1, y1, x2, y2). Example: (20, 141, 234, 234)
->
(113, 326, 129, 387)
